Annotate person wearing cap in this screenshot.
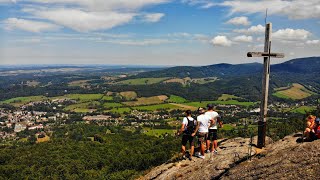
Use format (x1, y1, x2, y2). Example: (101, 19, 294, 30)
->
(205, 104, 223, 154)
(304, 115, 317, 141)
(191, 107, 211, 159)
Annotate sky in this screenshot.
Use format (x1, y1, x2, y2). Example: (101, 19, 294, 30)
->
(0, 0, 319, 66)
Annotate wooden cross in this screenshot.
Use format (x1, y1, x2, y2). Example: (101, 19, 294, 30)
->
(247, 23, 284, 148)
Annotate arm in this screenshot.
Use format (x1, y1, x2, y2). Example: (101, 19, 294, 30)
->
(217, 116, 223, 128)
(192, 123, 200, 137)
(178, 123, 185, 135)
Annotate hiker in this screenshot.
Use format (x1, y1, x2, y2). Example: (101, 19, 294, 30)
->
(191, 107, 211, 159)
(177, 110, 196, 160)
(304, 115, 317, 141)
(205, 104, 223, 154)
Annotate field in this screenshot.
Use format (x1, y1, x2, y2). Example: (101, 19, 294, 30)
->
(132, 103, 181, 111)
(64, 101, 100, 113)
(64, 94, 104, 102)
(120, 91, 138, 100)
(143, 127, 176, 137)
(218, 94, 240, 101)
(166, 95, 187, 103)
(124, 95, 168, 106)
(101, 95, 113, 101)
(25, 80, 40, 87)
(273, 83, 316, 100)
(68, 80, 90, 87)
(184, 100, 255, 108)
(0, 96, 48, 107)
(107, 107, 132, 114)
(103, 102, 123, 109)
(163, 77, 218, 86)
(290, 106, 316, 114)
(116, 78, 169, 85)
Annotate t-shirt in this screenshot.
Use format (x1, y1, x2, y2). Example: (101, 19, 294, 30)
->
(197, 114, 211, 133)
(182, 117, 195, 131)
(205, 111, 220, 129)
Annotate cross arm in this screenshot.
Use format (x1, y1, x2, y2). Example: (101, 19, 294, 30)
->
(247, 52, 285, 58)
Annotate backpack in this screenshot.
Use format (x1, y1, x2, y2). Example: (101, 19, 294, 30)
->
(184, 117, 196, 135)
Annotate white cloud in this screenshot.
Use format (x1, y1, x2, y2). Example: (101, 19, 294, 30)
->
(23, 0, 170, 11)
(234, 24, 265, 34)
(233, 35, 253, 42)
(143, 13, 165, 22)
(226, 16, 250, 26)
(306, 40, 320, 45)
(3, 18, 60, 33)
(29, 8, 135, 32)
(273, 28, 311, 41)
(211, 35, 232, 47)
(181, 0, 216, 9)
(98, 38, 175, 46)
(14, 0, 169, 32)
(221, 0, 320, 20)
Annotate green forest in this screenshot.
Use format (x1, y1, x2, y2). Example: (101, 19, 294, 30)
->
(0, 125, 180, 180)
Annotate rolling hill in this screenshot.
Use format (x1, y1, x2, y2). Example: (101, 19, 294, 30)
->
(135, 57, 320, 78)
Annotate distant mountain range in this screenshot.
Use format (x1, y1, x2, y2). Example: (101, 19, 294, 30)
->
(135, 57, 320, 78)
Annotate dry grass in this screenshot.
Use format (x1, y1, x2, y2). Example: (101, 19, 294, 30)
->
(273, 83, 315, 100)
(124, 95, 168, 106)
(120, 91, 138, 100)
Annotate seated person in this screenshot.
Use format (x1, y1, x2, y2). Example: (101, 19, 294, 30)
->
(304, 115, 317, 141)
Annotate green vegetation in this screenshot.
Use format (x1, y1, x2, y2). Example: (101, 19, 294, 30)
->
(64, 101, 100, 113)
(273, 83, 316, 100)
(143, 127, 176, 137)
(65, 94, 104, 102)
(221, 124, 235, 131)
(0, 96, 48, 106)
(290, 106, 316, 114)
(117, 78, 169, 85)
(108, 107, 132, 114)
(68, 80, 90, 87)
(0, 125, 179, 180)
(103, 102, 123, 109)
(132, 103, 180, 111)
(185, 100, 255, 107)
(218, 94, 240, 101)
(102, 96, 113, 101)
(167, 95, 187, 103)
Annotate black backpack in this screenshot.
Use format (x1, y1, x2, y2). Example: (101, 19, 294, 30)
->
(185, 117, 196, 135)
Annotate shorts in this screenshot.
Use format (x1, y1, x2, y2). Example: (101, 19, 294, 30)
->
(182, 134, 195, 146)
(197, 132, 208, 144)
(208, 129, 218, 141)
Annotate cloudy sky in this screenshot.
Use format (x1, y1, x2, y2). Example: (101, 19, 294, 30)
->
(0, 0, 319, 65)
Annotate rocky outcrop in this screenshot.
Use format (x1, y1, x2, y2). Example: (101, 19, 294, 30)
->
(140, 134, 320, 180)
(222, 135, 320, 179)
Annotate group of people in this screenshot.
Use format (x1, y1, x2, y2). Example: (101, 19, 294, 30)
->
(304, 115, 320, 141)
(177, 104, 223, 160)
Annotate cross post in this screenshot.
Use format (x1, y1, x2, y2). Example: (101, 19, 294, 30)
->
(247, 23, 284, 148)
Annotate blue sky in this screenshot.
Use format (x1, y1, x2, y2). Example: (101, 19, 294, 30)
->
(0, 0, 319, 65)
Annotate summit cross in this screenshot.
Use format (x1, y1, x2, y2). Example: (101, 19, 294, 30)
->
(247, 23, 285, 148)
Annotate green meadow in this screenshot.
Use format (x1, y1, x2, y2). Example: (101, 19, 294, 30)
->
(116, 78, 169, 85)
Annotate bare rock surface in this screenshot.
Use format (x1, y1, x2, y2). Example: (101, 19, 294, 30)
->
(222, 134, 320, 180)
(141, 138, 256, 180)
(140, 134, 320, 180)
